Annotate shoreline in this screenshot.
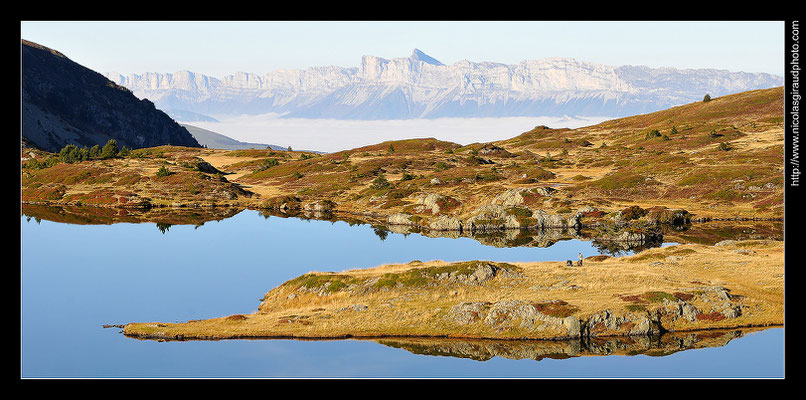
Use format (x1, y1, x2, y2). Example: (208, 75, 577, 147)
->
(121, 323, 784, 343)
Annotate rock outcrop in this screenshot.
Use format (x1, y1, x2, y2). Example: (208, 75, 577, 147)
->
(467, 205, 523, 232)
(445, 286, 745, 339)
(492, 189, 525, 207)
(413, 193, 445, 215)
(428, 216, 463, 231)
(387, 213, 417, 226)
(303, 200, 336, 212)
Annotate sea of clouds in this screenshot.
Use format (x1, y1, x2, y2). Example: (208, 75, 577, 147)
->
(187, 114, 610, 153)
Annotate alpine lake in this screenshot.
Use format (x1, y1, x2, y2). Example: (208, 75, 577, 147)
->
(20, 204, 785, 378)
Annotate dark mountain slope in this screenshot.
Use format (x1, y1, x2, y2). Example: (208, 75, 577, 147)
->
(21, 39, 200, 152)
(180, 123, 285, 150)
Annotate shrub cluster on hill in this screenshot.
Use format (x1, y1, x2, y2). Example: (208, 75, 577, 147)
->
(24, 139, 130, 169)
(59, 139, 128, 163)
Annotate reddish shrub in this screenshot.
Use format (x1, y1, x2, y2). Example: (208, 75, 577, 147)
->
(533, 300, 579, 318)
(696, 312, 726, 322)
(621, 205, 648, 220)
(673, 292, 695, 301)
(582, 210, 606, 218)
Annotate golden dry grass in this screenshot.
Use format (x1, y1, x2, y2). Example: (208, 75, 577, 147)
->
(124, 239, 783, 341)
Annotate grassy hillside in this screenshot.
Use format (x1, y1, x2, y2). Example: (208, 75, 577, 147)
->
(214, 87, 784, 222)
(22, 87, 784, 228)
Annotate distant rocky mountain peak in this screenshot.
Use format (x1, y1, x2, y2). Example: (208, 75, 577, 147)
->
(410, 49, 444, 66)
(104, 50, 784, 120)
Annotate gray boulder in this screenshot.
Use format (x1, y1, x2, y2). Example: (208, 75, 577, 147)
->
(303, 200, 336, 212)
(387, 213, 415, 226)
(532, 210, 566, 228)
(449, 302, 490, 325)
(414, 193, 445, 214)
(492, 189, 525, 206)
(468, 205, 521, 231)
(428, 216, 463, 231)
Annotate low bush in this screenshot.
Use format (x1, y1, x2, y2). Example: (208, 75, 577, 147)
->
(621, 205, 648, 221)
(155, 165, 173, 177)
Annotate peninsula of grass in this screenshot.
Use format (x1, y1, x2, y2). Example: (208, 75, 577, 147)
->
(123, 240, 783, 342)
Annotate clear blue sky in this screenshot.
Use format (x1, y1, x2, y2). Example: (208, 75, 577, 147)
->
(20, 21, 785, 78)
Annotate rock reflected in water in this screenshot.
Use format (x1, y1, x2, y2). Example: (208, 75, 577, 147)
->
(373, 328, 763, 362)
(23, 204, 783, 254)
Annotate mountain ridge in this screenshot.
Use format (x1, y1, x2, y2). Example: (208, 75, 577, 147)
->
(22, 39, 201, 152)
(181, 123, 285, 151)
(105, 49, 783, 120)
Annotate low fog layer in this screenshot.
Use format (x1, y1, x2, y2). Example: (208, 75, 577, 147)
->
(186, 115, 609, 153)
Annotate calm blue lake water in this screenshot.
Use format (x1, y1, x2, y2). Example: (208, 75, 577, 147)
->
(20, 209, 785, 378)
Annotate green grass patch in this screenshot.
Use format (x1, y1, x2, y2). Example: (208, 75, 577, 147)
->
(589, 171, 652, 190)
(642, 291, 678, 303)
(625, 304, 647, 313)
(373, 261, 521, 290)
(375, 270, 429, 289)
(286, 273, 360, 293)
(619, 291, 678, 305)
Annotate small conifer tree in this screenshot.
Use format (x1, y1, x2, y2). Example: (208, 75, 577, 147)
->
(371, 174, 390, 189)
(89, 144, 101, 159)
(155, 165, 172, 177)
(100, 139, 119, 159)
